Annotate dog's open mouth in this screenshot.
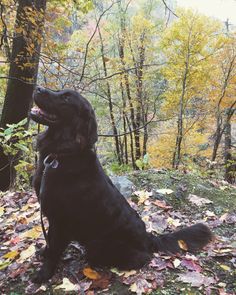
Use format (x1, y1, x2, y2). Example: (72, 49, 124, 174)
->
(30, 106, 58, 125)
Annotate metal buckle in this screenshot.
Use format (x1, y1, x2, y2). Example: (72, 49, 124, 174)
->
(43, 154, 59, 169)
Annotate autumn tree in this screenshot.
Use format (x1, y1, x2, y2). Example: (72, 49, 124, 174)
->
(209, 33, 236, 182)
(161, 9, 222, 169)
(91, 1, 165, 167)
(0, 0, 47, 190)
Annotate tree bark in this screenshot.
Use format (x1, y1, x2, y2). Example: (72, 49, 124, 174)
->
(0, 0, 47, 191)
(98, 26, 122, 164)
(224, 109, 235, 183)
(172, 64, 187, 169)
(118, 12, 136, 167)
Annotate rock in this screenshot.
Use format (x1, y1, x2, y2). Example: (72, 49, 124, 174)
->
(110, 176, 135, 198)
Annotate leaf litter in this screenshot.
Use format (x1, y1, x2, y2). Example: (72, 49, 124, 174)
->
(0, 171, 236, 294)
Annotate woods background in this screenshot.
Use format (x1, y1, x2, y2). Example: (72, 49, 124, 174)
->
(0, 0, 235, 191)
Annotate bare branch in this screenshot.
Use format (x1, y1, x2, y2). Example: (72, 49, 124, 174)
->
(162, 0, 178, 18)
(79, 1, 118, 83)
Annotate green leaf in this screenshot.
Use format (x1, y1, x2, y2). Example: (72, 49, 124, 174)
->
(135, 159, 143, 170)
(14, 143, 29, 153)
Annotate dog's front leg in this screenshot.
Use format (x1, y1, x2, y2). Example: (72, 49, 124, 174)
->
(33, 221, 68, 284)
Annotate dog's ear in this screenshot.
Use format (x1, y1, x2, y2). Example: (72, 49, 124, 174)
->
(87, 109, 98, 147)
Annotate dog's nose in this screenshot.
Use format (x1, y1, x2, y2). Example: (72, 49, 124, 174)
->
(36, 86, 45, 94)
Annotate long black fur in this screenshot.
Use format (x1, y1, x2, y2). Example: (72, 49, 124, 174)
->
(31, 86, 212, 283)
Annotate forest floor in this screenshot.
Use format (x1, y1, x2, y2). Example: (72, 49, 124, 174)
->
(0, 169, 235, 295)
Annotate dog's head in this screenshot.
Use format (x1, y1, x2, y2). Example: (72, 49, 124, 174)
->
(30, 86, 98, 150)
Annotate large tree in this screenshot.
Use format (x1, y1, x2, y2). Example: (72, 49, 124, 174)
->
(0, 0, 47, 191)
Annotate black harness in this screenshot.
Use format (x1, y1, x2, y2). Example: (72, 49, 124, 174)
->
(39, 154, 59, 249)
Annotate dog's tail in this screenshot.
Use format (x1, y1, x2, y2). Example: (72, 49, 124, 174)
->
(149, 223, 212, 253)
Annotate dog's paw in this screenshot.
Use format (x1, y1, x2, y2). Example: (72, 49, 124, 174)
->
(32, 265, 54, 284)
(36, 246, 49, 258)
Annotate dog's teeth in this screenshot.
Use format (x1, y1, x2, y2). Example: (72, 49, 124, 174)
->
(31, 106, 40, 114)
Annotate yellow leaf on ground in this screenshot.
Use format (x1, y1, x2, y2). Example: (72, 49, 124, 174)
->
(0, 207, 4, 217)
(134, 190, 152, 205)
(83, 267, 101, 280)
(178, 240, 188, 251)
(0, 260, 11, 270)
(18, 245, 36, 262)
(20, 225, 42, 240)
(3, 250, 19, 260)
(220, 264, 231, 271)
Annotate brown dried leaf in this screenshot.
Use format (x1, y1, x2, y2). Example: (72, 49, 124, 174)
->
(152, 200, 172, 210)
(83, 267, 101, 280)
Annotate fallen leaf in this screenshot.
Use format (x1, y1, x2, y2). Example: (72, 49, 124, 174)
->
(178, 240, 188, 251)
(110, 268, 125, 276)
(133, 191, 152, 205)
(213, 248, 232, 254)
(18, 244, 36, 262)
(205, 210, 216, 217)
(219, 264, 231, 271)
(9, 236, 20, 245)
(219, 212, 236, 224)
(123, 270, 137, 278)
(173, 258, 181, 268)
(181, 259, 202, 272)
(83, 267, 101, 280)
(219, 213, 229, 222)
(54, 278, 79, 291)
(20, 225, 42, 240)
(152, 200, 172, 210)
(188, 194, 213, 206)
(17, 216, 28, 224)
(91, 273, 112, 290)
(168, 217, 181, 227)
(3, 250, 19, 260)
(9, 264, 29, 279)
(0, 259, 11, 270)
(130, 282, 138, 293)
(0, 206, 4, 216)
(156, 189, 173, 195)
(129, 279, 152, 294)
(178, 271, 215, 287)
(148, 216, 168, 234)
(36, 285, 47, 292)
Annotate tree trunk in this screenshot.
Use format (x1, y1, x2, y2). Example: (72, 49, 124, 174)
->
(172, 68, 186, 169)
(118, 18, 136, 166)
(120, 80, 128, 164)
(98, 26, 122, 164)
(0, 0, 47, 191)
(211, 118, 222, 162)
(224, 113, 235, 183)
(142, 110, 148, 156)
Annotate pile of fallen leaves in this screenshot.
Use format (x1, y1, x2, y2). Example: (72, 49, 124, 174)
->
(0, 172, 235, 294)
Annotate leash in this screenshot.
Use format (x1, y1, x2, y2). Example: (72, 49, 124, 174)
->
(39, 154, 59, 249)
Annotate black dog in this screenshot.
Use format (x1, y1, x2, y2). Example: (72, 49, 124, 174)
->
(30, 86, 212, 283)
